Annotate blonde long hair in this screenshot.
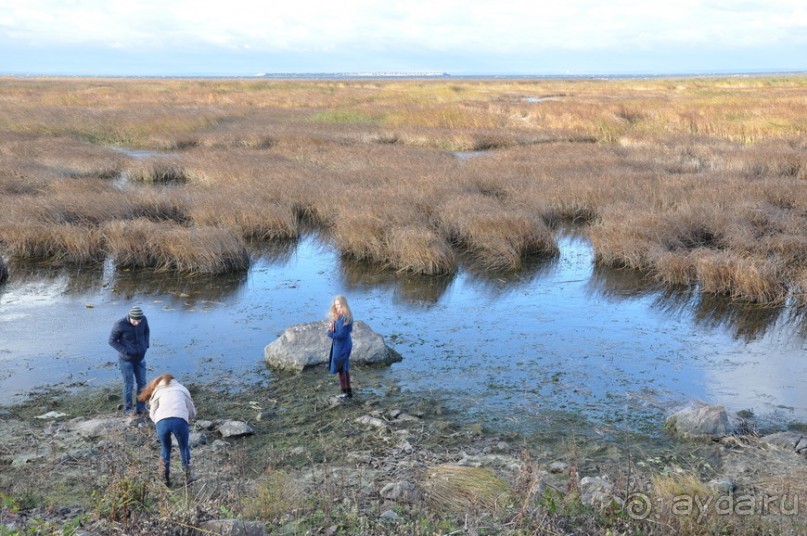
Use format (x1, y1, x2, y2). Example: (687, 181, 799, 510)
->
(137, 373, 174, 403)
(328, 295, 353, 325)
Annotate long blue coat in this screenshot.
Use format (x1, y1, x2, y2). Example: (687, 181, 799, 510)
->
(327, 315, 353, 374)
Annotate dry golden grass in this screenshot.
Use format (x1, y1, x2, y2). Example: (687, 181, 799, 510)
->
(0, 222, 105, 264)
(0, 75, 805, 298)
(419, 464, 512, 515)
(123, 157, 188, 183)
(437, 193, 557, 271)
(647, 473, 719, 535)
(103, 219, 249, 273)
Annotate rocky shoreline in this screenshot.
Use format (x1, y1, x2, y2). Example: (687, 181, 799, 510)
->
(2, 367, 807, 535)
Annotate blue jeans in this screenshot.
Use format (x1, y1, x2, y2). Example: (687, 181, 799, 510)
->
(118, 357, 147, 413)
(156, 417, 191, 471)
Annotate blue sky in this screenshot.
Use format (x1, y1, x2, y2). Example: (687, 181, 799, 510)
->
(1, 0, 805, 76)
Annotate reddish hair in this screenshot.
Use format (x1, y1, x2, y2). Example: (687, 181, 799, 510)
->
(137, 373, 175, 402)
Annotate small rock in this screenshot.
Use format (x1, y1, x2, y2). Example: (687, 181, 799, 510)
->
(380, 481, 418, 502)
(58, 448, 97, 463)
(11, 453, 45, 466)
(190, 432, 208, 447)
(212, 439, 230, 449)
(549, 461, 569, 474)
(579, 475, 616, 509)
(218, 421, 254, 438)
(708, 478, 736, 493)
(195, 420, 215, 431)
(355, 415, 387, 429)
(380, 510, 402, 523)
(73, 418, 126, 438)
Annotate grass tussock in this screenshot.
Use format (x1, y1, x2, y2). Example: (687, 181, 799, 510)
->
(103, 219, 249, 273)
(438, 194, 558, 271)
(647, 473, 719, 534)
(124, 157, 188, 183)
(693, 250, 788, 304)
(385, 225, 457, 275)
(241, 469, 306, 521)
(0, 222, 105, 264)
(420, 464, 512, 515)
(1, 76, 806, 293)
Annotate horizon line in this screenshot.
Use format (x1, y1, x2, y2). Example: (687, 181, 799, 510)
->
(3, 68, 806, 79)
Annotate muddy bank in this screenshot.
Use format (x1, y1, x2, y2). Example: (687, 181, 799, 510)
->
(2, 367, 807, 535)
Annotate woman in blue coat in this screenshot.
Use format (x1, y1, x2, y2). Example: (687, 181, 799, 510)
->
(327, 295, 354, 399)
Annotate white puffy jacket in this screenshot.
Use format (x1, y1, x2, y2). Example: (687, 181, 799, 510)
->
(148, 380, 197, 424)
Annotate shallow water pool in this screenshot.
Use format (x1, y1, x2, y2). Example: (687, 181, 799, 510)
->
(1, 231, 805, 439)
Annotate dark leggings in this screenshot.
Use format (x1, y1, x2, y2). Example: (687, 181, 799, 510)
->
(338, 370, 351, 391)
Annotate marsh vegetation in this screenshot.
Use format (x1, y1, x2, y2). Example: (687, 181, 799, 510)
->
(0, 75, 805, 301)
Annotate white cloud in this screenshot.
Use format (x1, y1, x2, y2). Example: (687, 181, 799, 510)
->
(1, 0, 805, 52)
(0, 0, 804, 74)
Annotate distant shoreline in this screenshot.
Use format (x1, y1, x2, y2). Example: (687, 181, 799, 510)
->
(3, 70, 805, 80)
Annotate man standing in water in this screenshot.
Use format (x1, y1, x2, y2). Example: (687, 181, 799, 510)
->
(109, 306, 150, 415)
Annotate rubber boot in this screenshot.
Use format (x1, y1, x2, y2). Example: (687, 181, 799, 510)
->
(346, 388, 353, 399)
(161, 459, 171, 487)
(183, 464, 196, 485)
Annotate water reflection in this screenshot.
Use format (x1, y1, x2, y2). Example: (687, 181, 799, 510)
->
(110, 268, 248, 305)
(246, 239, 299, 266)
(587, 264, 664, 299)
(654, 289, 787, 343)
(587, 258, 793, 343)
(458, 253, 558, 297)
(339, 257, 454, 305)
(4, 260, 105, 295)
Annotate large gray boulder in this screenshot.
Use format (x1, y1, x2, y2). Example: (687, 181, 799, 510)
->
(264, 320, 401, 372)
(665, 401, 751, 439)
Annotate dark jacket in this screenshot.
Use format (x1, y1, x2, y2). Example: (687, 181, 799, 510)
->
(109, 316, 150, 362)
(327, 315, 353, 374)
